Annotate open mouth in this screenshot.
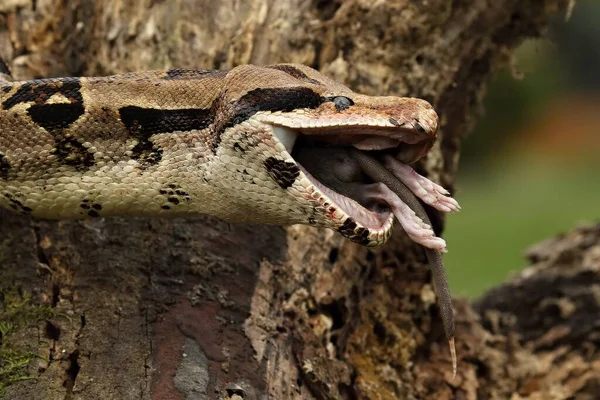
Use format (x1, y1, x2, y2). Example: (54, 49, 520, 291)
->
(264, 118, 436, 246)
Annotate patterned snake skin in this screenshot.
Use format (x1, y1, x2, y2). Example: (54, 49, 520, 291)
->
(0, 63, 440, 247)
(0, 61, 462, 373)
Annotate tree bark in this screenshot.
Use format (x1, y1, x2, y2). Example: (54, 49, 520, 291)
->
(0, 1, 582, 399)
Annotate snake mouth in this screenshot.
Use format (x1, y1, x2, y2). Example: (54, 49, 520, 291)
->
(270, 123, 435, 246)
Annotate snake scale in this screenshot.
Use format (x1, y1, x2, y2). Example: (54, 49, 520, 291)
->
(0, 61, 459, 374)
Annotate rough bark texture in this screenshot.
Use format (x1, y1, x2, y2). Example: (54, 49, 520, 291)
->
(0, 1, 584, 399)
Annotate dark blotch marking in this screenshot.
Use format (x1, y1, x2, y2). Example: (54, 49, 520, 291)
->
(264, 157, 300, 189)
(80, 200, 102, 215)
(331, 96, 354, 112)
(338, 219, 357, 235)
(132, 141, 163, 165)
(266, 65, 322, 85)
(0, 153, 11, 180)
(51, 137, 95, 171)
(3, 77, 83, 111)
(2, 78, 93, 170)
(3, 192, 31, 214)
(224, 87, 324, 129)
(354, 227, 371, 245)
(1, 86, 11, 93)
(164, 68, 228, 80)
(119, 106, 212, 136)
(119, 106, 212, 165)
(28, 103, 85, 131)
(213, 87, 326, 152)
(233, 142, 246, 153)
(159, 184, 191, 206)
(337, 218, 371, 246)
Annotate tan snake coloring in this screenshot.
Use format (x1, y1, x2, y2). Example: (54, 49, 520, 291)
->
(0, 61, 460, 374)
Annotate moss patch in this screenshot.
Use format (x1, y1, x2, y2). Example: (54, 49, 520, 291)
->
(0, 289, 61, 394)
(0, 348, 37, 393)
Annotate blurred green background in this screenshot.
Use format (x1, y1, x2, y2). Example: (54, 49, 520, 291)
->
(445, 0, 600, 298)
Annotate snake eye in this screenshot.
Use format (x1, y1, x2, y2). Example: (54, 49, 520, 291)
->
(331, 96, 354, 111)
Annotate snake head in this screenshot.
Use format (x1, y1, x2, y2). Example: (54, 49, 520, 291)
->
(214, 64, 438, 246)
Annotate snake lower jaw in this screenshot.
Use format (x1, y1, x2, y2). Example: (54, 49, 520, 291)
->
(298, 161, 394, 229)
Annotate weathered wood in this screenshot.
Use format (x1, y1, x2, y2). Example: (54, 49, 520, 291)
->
(0, 1, 578, 399)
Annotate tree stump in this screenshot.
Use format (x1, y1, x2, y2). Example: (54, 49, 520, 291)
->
(1, 1, 586, 399)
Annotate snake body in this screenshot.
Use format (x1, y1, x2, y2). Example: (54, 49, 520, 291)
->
(0, 62, 457, 372)
(0, 63, 439, 247)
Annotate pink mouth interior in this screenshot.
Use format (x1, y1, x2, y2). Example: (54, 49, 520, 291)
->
(296, 163, 391, 230)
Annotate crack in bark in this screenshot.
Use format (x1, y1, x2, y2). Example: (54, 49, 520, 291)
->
(31, 222, 62, 377)
(140, 307, 152, 399)
(32, 224, 51, 271)
(31, 221, 87, 398)
(63, 349, 80, 400)
(139, 235, 156, 400)
(63, 312, 86, 400)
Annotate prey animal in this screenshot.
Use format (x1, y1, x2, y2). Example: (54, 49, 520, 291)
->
(0, 62, 459, 374)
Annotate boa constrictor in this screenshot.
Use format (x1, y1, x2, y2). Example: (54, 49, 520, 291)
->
(0, 61, 459, 375)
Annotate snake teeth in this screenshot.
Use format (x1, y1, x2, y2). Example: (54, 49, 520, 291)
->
(272, 125, 298, 154)
(353, 136, 400, 151)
